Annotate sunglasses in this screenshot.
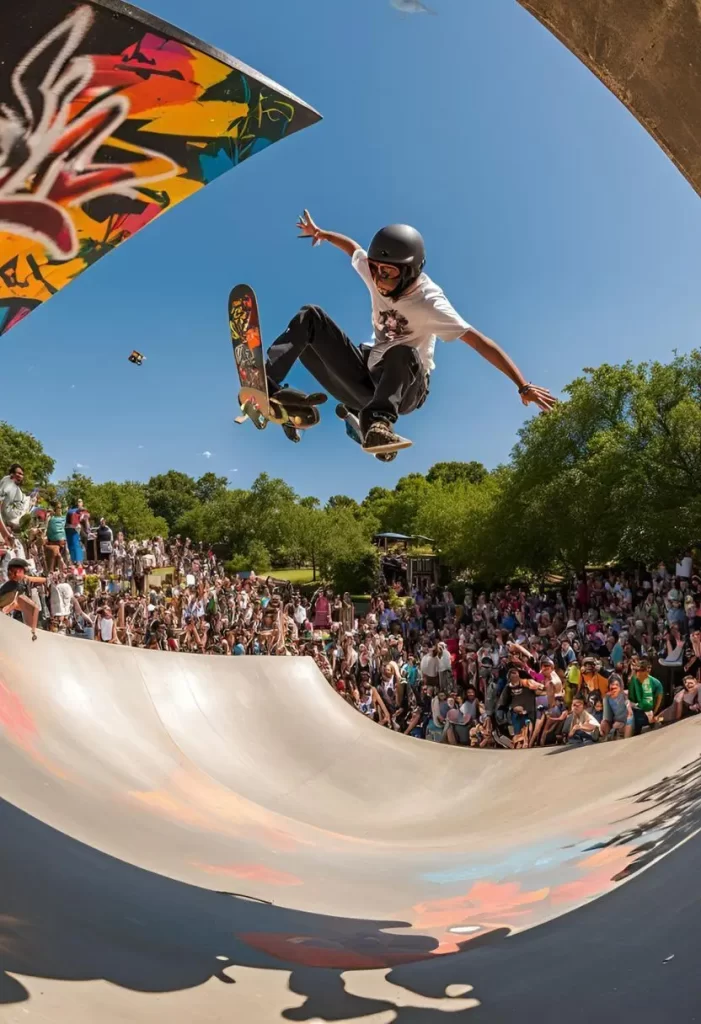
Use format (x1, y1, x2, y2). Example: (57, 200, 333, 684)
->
(368, 260, 401, 281)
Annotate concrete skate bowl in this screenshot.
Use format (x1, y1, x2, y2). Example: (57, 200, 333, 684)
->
(1, 612, 701, 1022)
(517, 0, 701, 197)
(3, 0, 701, 1020)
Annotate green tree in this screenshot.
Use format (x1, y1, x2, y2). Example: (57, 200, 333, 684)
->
(90, 481, 168, 538)
(361, 486, 400, 533)
(317, 506, 375, 579)
(388, 473, 432, 535)
(247, 473, 298, 562)
(58, 475, 168, 538)
(228, 539, 271, 575)
(173, 502, 207, 544)
(331, 547, 380, 595)
(195, 472, 228, 504)
(362, 486, 392, 513)
(326, 494, 360, 512)
(485, 365, 634, 574)
(417, 475, 501, 574)
(56, 472, 96, 509)
(426, 461, 488, 486)
(0, 422, 54, 488)
(483, 355, 701, 576)
(178, 489, 252, 554)
(284, 503, 328, 578)
(360, 475, 431, 536)
(146, 471, 198, 531)
(282, 503, 376, 581)
(609, 354, 701, 563)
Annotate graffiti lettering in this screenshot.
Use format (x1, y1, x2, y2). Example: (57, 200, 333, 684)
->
(234, 345, 257, 369)
(0, 0, 319, 334)
(0, 6, 178, 262)
(0, 254, 57, 295)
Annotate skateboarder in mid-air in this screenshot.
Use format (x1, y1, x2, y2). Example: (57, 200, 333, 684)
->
(264, 210, 556, 456)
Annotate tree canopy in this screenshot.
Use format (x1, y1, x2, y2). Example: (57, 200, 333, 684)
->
(57, 473, 168, 538)
(0, 422, 54, 487)
(7, 350, 701, 584)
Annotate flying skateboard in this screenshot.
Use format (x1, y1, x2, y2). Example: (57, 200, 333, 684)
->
(229, 284, 324, 434)
(335, 405, 412, 461)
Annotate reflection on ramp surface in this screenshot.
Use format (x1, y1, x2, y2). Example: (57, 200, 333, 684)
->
(0, 613, 700, 1021)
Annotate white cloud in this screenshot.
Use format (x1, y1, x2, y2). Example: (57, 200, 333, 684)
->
(137, 445, 144, 449)
(229, 468, 238, 473)
(75, 462, 88, 469)
(202, 451, 213, 459)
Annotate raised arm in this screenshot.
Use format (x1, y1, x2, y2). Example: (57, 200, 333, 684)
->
(297, 210, 361, 259)
(507, 640, 533, 661)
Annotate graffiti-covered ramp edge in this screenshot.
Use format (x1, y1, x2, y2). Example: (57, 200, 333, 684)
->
(0, 0, 320, 335)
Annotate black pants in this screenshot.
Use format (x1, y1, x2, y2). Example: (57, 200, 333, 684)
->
(632, 707, 655, 736)
(266, 305, 428, 433)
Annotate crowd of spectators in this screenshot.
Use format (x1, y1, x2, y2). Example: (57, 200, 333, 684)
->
(330, 567, 701, 748)
(1, 462, 700, 749)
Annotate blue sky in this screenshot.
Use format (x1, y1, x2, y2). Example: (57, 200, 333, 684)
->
(8, 0, 701, 501)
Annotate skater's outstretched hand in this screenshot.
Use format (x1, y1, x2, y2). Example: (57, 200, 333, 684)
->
(519, 383, 556, 413)
(296, 211, 362, 258)
(297, 209, 323, 246)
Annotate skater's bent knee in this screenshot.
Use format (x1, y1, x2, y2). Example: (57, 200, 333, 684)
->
(299, 304, 325, 320)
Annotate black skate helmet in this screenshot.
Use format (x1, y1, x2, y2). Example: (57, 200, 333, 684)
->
(367, 224, 426, 297)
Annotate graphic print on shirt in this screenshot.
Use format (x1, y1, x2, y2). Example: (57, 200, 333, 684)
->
(376, 309, 409, 343)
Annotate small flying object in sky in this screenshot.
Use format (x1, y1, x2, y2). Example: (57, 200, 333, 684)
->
(390, 0, 437, 14)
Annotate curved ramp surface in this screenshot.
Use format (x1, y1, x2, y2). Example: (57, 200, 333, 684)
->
(517, 0, 701, 197)
(1, 612, 700, 1022)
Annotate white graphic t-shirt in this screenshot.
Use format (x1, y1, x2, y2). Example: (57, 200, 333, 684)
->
(0, 475, 30, 528)
(352, 248, 471, 372)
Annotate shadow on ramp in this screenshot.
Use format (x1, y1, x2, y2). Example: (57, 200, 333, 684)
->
(1, 792, 701, 1023)
(1, 614, 701, 1020)
(0, 795, 483, 1018)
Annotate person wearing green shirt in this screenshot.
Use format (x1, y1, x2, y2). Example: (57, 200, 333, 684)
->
(628, 658, 664, 735)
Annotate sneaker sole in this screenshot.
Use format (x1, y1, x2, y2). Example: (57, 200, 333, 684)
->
(362, 435, 412, 454)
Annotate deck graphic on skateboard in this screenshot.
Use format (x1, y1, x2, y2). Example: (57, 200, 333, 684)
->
(229, 284, 320, 431)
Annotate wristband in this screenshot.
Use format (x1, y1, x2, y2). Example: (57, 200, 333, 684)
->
(518, 383, 532, 395)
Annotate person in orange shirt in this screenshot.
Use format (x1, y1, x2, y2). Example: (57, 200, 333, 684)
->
(580, 657, 609, 699)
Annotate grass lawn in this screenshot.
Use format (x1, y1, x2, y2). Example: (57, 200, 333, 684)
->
(273, 567, 317, 584)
